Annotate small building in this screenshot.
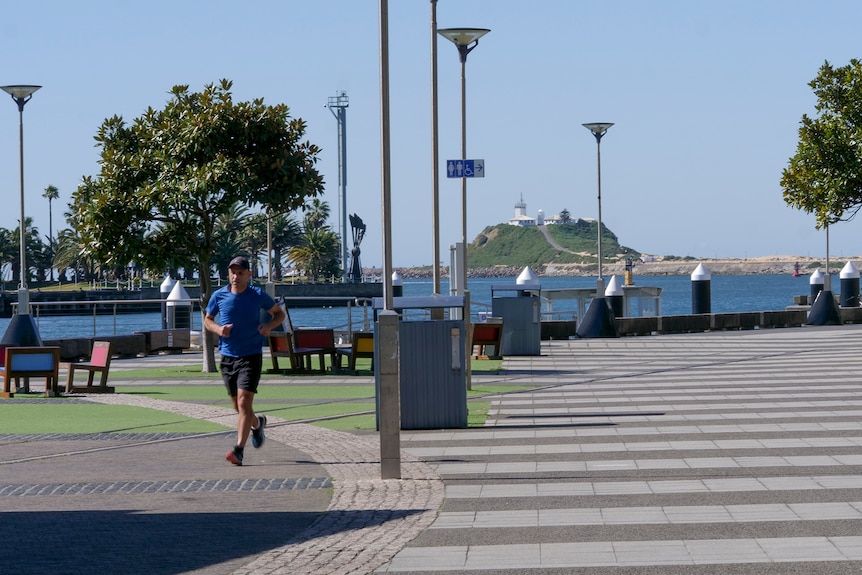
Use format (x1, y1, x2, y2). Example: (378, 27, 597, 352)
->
(508, 195, 537, 226)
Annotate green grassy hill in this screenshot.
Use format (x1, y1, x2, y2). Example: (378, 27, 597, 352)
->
(467, 221, 640, 270)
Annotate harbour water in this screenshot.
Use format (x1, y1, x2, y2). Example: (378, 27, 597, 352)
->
(0, 273, 830, 340)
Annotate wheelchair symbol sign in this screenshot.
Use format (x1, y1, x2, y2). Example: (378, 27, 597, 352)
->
(446, 159, 485, 178)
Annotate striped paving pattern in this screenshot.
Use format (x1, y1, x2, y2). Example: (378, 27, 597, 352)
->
(381, 326, 862, 573)
(0, 476, 331, 497)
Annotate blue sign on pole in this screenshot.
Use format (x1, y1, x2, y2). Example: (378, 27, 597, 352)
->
(446, 159, 485, 178)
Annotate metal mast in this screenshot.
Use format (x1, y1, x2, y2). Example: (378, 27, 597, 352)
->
(327, 91, 349, 282)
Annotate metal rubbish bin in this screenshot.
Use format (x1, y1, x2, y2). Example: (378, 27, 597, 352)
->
(491, 284, 541, 356)
(374, 295, 467, 430)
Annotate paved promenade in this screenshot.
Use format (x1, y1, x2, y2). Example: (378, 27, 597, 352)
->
(4, 325, 862, 573)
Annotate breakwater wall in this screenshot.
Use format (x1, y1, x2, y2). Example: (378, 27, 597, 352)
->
(539, 307, 862, 339)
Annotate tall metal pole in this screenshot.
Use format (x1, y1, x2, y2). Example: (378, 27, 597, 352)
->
(438, 28, 489, 297)
(328, 92, 349, 282)
(1, 86, 40, 305)
(266, 213, 273, 283)
(825, 223, 831, 291)
(596, 138, 603, 284)
(430, 0, 441, 295)
(378, 0, 401, 480)
(16, 106, 26, 292)
(582, 123, 613, 293)
(459, 56, 468, 293)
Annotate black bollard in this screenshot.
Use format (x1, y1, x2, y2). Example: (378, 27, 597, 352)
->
(839, 261, 860, 307)
(691, 264, 711, 314)
(809, 269, 824, 303)
(575, 297, 618, 338)
(605, 275, 624, 317)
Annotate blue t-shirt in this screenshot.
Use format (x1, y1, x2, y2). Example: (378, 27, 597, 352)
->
(206, 285, 277, 358)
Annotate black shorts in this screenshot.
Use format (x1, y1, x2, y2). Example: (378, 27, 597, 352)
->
(220, 354, 263, 396)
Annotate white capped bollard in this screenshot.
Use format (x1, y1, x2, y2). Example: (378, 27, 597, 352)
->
(516, 266, 540, 292)
(166, 280, 192, 329)
(691, 264, 711, 314)
(810, 268, 824, 302)
(391, 271, 403, 297)
(604, 275, 624, 317)
(160, 274, 175, 329)
(840, 261, 860, 307)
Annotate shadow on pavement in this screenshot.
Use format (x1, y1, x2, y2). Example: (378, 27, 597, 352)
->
(3, 507, 423, 575)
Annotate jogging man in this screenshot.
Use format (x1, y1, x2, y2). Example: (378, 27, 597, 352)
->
(204, 256, 285, 466)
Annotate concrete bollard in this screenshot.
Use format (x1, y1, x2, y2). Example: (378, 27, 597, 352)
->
(605, 275, 624, 317)
(840, 261, 860, 307)
(691, 263, 711, 314)
(810, 269, 824, 302)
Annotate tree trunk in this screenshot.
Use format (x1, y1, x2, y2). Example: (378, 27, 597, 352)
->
(199, 260, 218, 373)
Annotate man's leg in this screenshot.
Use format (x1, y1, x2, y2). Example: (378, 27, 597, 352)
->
(236, 388, 256, 449)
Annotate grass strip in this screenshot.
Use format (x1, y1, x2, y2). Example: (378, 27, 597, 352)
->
(111, 358, 502, 379)
(0, 402, 227, 435)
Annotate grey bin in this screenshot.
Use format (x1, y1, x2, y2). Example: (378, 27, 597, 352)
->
(491, 284, 541, 356)
(373, 295, 467, 430)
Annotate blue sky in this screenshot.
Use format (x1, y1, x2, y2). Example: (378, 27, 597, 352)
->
(2, 1, 861, 269)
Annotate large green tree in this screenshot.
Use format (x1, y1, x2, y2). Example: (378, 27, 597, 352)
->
(71, 80, 325, 371)
(782, 59, 862, 227)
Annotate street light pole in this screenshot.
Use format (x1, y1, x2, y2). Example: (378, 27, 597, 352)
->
(582, 122, 613, 293)
(1, 85, 41, 307)
(327, 92, 350, 282)
(378, 0, 401, 480)
(438, 27, 489, 297)
(430, 0, 441, 296)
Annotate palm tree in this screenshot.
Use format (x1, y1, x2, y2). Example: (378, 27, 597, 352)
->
(270, 213, 302, 279)
(54, 227, 95, 282)
(10, 217, 41, 284)
(43, 185, 59, 280)
(0, 228, 15, 283)
(303, 198, 330, 231)
(210, 202, 249, 279)
(288, 226, 341, 282)
(242, 212, 269, 277)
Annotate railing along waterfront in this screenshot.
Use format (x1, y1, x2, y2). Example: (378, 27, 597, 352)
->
(15, 296, 374, 340)
(17, 298, 202, 337)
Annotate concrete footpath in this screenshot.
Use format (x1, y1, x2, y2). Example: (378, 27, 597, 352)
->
(4, 325, 862, 574)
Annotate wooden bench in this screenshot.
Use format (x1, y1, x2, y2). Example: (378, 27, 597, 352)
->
(266, 300, 337, 374)
(335, 332, 375, 374)
(292, 328, 337, 373)
(63, 340, 115, 394)
(267, 329, 336, 374)
(268, 332, 296, 373)
(471, 318, 504, 360)
(0, 346, 61, 398)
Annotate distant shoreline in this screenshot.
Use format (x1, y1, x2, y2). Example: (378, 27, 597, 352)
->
(390, 256, 861, 279)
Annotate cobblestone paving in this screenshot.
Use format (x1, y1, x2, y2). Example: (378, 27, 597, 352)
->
(84, 393, 445, 575)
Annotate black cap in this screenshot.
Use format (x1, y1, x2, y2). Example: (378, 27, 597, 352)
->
(228, 256, 250, 270)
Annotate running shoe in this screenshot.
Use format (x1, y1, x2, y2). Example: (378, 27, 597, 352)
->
(251, 415, 267, 448)
(226, 446, 244, 466)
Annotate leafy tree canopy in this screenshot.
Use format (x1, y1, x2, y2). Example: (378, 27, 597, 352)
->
(72, 79, 324, 279)
(782, 59, 862, 227)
